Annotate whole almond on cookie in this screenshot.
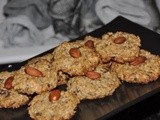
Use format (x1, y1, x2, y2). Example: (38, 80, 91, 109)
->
(49, 90, 61, 102)
(85, 71, 101, 80)
(4, 76, 14, 90)
(113, 36, 126, 44)
(69, 48, 81, 58)
(85, 40, 94, 49)
(25, 67, 43, 77)
(130, 56, 147, 66)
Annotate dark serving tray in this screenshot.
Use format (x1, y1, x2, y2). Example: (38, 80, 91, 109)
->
(0, 16, 160, 120)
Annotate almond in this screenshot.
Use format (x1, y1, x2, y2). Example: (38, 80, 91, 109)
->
(49, 90, 61, 102)
(69, 48, 81, 58)
(113, 36, 126, 44)
(84, 40, 94, 49)
(4, 76, 14, 90)
(130, 56, 147, 66)
(85, 71, 101, 80)
(25, 67, 43, 77)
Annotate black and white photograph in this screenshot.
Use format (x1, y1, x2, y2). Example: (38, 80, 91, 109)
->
(0, 0, 160, 120)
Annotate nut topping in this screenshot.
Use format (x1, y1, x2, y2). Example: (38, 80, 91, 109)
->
(85, 71, 101, 80)
(4, 76, 14, 90)
(25, 67, 43, 77)
(113, 36, 126, 44)
(84, 40, 94, 49)
(49, 90, 61, 102)
(69, 48, 81, 58)
(130, 56, 147, 66)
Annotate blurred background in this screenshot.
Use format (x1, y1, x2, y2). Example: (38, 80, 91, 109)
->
(0, 0, 159, 64)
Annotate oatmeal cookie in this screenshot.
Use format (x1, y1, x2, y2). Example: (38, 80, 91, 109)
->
(13, 58, 58, 94)
(96, 31, 141, 63)
(111, 49, 160, 84)
(28, 90, 80, 120)
(67, 64, 120, 100)
(0, 71, 29, 108)
(52, 41, 100, 76)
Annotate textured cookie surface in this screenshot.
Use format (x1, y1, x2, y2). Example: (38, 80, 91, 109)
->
(96, 32, 141, 63)
(28, 91, 80, 120)
(0, 71, 29, 108)
(67, 64, 120, 100)
(53, 41, 82, 60)
(13, 57, 58, 94)
(111, 49, 160, 83)
(53, 41, 100, 76)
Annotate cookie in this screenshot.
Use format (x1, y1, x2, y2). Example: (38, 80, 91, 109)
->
(67, 64, 120, 100)
(0, 71, 29, 108)
(96, 31, 141, 63)
(28, 90, 80, 120)
(52, 41, 100, 76)
(13, 57, 58, 94)
(111, 49, 160, 84)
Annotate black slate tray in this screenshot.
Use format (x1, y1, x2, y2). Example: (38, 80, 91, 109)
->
(0, 16, 160, 120)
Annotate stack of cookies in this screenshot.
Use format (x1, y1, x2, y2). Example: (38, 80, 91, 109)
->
(0, 31, 160, 120)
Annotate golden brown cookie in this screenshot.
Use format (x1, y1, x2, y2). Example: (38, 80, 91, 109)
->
(95, 31, 141, 63)
(111, 49, 160, 84)
(0, 71, 29, 108)
(13, 57, 58, 95)
(28, 90, 80, 120)
(67, 64, 120, 100)
(52, 41, 100, 76)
